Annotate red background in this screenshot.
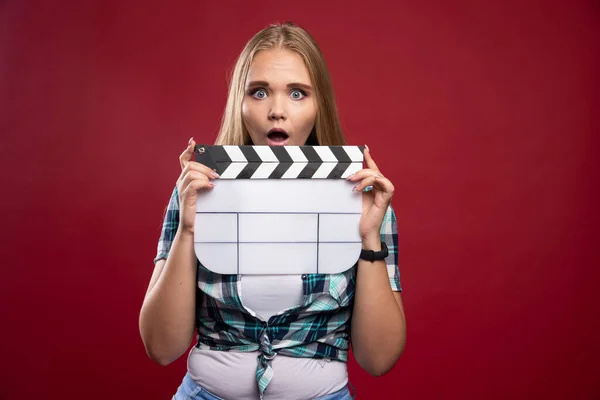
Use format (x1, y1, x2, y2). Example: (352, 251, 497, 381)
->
(1, 0, 599, 399)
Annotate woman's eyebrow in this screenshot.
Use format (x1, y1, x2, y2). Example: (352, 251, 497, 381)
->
(288, 82, 313, 91)
(246, 81, 313, 90)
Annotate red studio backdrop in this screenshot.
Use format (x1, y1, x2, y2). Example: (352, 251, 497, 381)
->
(1, 1, 599, 399)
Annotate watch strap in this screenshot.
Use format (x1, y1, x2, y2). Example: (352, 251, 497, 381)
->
(359, 241, 389, 262)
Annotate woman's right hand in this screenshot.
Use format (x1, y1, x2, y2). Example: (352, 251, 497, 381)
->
(177, 137, 219, 234)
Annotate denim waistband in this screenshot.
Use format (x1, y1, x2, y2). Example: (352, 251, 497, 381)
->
(174, 372, 355, 400)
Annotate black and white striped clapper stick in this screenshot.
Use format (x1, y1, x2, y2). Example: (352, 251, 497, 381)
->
(195, 145, 365, 179)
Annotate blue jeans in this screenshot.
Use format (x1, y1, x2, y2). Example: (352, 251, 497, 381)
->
(173, 372, 355, 400)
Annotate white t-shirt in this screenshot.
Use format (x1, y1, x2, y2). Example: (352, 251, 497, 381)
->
(187, 275, 348, 400)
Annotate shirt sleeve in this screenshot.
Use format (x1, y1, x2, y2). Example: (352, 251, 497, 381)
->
(153, 186, 180, 264)
(381, 205, 402, 292)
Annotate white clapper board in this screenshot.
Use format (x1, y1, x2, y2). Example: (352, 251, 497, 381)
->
(194, 145, 365, 275)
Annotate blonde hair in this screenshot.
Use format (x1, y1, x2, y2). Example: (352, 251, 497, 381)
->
(215, 22, 346, 146)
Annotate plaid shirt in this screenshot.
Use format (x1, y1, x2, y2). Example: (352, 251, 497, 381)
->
(154, 186, 401, 398)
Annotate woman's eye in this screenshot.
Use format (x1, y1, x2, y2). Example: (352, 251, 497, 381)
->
(290, 89, 306, 100)
(252, 89, 267, 99)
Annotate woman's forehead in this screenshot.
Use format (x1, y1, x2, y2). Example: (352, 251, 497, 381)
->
(246, 48, 311, 86)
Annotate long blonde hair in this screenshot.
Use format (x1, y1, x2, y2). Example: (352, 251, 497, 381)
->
(215, 22, 345, 146)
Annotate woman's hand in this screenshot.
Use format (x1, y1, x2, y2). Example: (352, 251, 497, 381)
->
(347, 145, 395, 244)
(177, 138, 219, 234)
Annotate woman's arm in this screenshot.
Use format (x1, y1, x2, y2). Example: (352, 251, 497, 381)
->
(351, 244, 406, 376)
(139, 231, 198, 366)
(347, 146, 407, 376)
(139, 139, 217, 366)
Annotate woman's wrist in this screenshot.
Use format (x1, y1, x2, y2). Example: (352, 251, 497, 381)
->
(361, 234, 382, 250)
(177, 223, 195, 237)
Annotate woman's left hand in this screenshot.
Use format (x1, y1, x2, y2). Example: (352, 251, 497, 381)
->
(347, 146, 395, 242)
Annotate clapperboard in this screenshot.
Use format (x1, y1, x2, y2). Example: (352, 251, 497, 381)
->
(193, 145, 365, 275)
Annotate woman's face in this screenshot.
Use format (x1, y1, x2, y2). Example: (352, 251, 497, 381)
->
(242, 48, 317, 146)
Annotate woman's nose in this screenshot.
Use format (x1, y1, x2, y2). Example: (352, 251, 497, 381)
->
(268, 96, 286, 120)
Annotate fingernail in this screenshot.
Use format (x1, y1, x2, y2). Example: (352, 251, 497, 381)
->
(352, 185, 359, 191)
(212, 171, 220, 178)
(188, 137, 194, 145)
(365, 144, 370, 152)
(346, 174, 354, 180)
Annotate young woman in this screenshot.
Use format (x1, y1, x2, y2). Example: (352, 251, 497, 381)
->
(139, 22, 406, 400)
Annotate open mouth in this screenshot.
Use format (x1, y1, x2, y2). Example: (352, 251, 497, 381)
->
(267, 129, 289, 144)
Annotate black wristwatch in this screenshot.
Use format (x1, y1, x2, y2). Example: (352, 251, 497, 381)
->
(359, 242, 389, 262)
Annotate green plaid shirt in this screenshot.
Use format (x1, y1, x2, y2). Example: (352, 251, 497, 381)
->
(155, 187, 401, 398)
